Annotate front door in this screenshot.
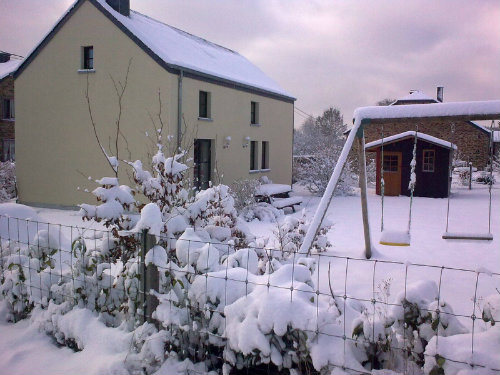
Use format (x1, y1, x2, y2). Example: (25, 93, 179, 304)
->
(194, 139, 211, 190)
(382, 152, 402, 196)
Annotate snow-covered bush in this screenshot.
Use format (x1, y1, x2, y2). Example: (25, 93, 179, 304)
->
(424, 293, 500, 375)
(475, 171, 495, 185)
(269, 212, 331, 262)
(294, 107, 358, 195)
(0, 229, 61, 322)
(0, 161, 16, 202)
(80, 176, 138, 262)
(188, 184, 250, 248)
(229, 178, 261, 214)
(352, 280, 467, 373)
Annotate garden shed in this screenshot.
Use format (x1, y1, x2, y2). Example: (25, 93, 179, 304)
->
(365, 131, 456, 198)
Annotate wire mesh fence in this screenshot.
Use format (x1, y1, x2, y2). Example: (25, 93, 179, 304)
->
(1, 213, 499, 374)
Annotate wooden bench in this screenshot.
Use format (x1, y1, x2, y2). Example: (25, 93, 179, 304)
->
(270, 196, 303, 212)
(255, 183, 302, 213)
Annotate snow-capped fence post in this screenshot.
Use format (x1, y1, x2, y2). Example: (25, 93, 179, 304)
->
(140, 229, 160, 328)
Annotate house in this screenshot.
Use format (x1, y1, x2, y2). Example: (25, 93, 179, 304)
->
(14, 0, 295, 208)
(365, 131, 456, 198)
(362, 88, 492, 170)
(0, 52, 21, 161)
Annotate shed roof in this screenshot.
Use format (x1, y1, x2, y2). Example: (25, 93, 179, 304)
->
(365, 131, 457, 151)
(15, 0, 295, 102)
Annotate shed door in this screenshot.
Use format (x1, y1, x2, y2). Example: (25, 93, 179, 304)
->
(382, 152, 402, 196)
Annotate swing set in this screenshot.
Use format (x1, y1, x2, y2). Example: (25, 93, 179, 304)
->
(299, 100, 500, 258)
(442, 120, 496, 241)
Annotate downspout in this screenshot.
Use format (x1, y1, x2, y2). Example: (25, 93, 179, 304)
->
(177, 69, 183, 150)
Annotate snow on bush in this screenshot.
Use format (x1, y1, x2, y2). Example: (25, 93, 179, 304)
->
(229, 178, 261, 214)
(0, 161, 16, 202)
(352, 279, 468, 373)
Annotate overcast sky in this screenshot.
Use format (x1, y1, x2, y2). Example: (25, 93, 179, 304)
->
(1, 0, 499, 127)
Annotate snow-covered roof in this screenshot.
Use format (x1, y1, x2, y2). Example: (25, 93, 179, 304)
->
(354, 100, 500, 123)
(365, 131, 457, 150)
(395, 90, 437, 103)
(16, 0, 294, 101)
(0, 59, 22, 80)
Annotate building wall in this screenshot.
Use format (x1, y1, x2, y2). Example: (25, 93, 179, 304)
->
(0, 76, 15, 160)
(15, 0, 293, 207)
(363, 120, 490, 169)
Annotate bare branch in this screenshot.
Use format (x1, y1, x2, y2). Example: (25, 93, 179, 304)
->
(85, 72, 118, 176)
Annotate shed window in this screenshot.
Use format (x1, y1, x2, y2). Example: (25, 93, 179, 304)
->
(199, 91, 211, 119)
(82, 46, 94, 69)
(383, 155, 398, 172)
(423, 150, 435, 172)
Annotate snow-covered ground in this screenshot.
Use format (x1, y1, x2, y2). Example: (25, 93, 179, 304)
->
(0, 177, 498, 374)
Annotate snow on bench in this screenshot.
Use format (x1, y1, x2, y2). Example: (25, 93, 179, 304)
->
(255, 183, 292, 197)
(271, 196, 303, 212)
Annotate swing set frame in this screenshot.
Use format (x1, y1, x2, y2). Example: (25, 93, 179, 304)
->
(299, 100, 500, 259)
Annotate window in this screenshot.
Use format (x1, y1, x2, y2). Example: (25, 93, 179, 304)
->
(383, 154, 398, 172)
(423, 150, 435, 172)
(199, 91, 211, 119)
(250, 141, 258, 171)
(251, 101, 259, 125)
(261, 141, 269, 169)
(82, 46, 94, 70)
(2, 139, 14, 161)
(2, 98, 14, 119)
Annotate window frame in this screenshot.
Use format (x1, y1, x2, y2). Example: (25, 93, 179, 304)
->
(250, 140, 259, 172)
(2, 98, 14, 120)
(250, 101, 259, 125)
(261, 141, 269, 170)
(382, 154, 399, 172)
(199, 90, 211, 119)
(422, 149, 435, 172)
(82, 46, 94, 70)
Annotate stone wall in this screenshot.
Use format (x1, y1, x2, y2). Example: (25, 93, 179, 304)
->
(0, 76, 15, 161)
(363, 119, 490, 169)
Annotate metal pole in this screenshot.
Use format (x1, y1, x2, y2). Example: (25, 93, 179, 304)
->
(357, 135, 372, 259)
(177, 69, 183, 150)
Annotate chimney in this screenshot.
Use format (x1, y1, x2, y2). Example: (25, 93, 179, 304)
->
(437, 86, 444, 102)
(0, 52, 10, 63)
(106, 0, 130, 16)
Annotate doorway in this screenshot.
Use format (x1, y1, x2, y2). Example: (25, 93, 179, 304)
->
(382, 151, 402, 196)
(194, 139, 211, 190)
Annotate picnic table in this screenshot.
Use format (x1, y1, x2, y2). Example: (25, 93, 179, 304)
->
(255, 184, 302, 212)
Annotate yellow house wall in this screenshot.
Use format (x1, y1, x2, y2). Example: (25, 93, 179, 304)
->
(15, 0, 293, 207)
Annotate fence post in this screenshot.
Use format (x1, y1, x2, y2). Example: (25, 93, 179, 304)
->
(141, 229, 160, 329)
(469, 162, 472, 190)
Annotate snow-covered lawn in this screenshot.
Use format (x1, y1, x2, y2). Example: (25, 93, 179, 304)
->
(0, 179, 498, 374)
